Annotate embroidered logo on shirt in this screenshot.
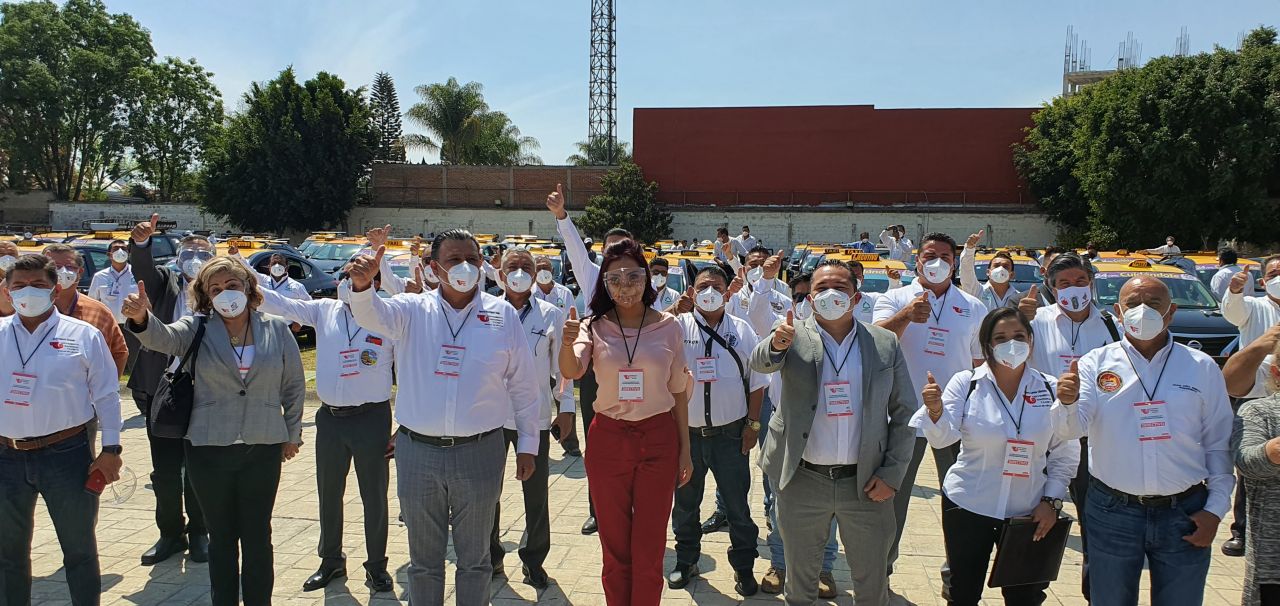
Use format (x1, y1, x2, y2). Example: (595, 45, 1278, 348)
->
(952, 305, 971, 318)
(365, 335, 383, 346)
(727, 334, 739, 347)
(1024, 389, 1052, 407)
(478, 313, 504, 328)
(360, 349, 379, 366)
(770, 301, 784, 312)
(1097, 371, 1123, 393)
(1172, 383, 1201, 393)
(50, 339, 80, 354)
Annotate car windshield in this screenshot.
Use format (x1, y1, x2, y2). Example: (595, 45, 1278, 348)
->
(1094, 274, 1220, 310)
(975, 263, 1042, 284)
(789, 247, 807, 262)
(663, 260, 717, 293)
(801, 254, 825, 273)
(860, 275, 891, 294)
(299, 241, 320, 256)
(310, 243, 364, 261)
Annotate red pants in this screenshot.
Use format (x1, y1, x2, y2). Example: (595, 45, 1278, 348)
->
(585, 412, 679, 606)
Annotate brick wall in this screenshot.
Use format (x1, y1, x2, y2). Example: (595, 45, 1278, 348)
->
(370, 164, 607, 210)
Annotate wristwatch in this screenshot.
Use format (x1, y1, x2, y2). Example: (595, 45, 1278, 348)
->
(1041, 496, 1063, 512)
(102, 445, 123, 455)
(746, 419, 762, 432)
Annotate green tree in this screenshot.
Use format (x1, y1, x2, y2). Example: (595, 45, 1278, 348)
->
(370, 71, 405, 162)
(577, 162, 672, 244)
(126, 57, 223, 202)
(567, 136, 632, 165)
(201, 67, 377, 233)
(0, 0, 154, 199)
(404, 77, 540, 165)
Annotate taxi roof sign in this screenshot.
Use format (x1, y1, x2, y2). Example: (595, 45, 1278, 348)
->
(849, 253, 880, 262)
(1128, 259, 1151, 268)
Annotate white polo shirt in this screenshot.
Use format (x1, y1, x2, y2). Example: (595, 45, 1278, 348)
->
(872, 281, 987, 409)
(505, 296, 575, 430)
(911, 365, 1078, 520)
(348, 286, 542, 454)
(1222, 291, 1280, 349)
(0, 311, 122, 445)
(676, 311, 768, 428)
(1029, 304, 1120, 377)
(88, 265, 138, 323)
(255, 287, 393, 407)
(1056, 337, 1234, 518)
(803, 324, 865, 465)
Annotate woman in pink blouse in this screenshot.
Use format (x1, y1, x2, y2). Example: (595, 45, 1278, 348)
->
(560, 238, 692, 605)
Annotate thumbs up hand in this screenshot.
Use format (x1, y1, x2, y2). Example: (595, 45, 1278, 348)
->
(763, 250, 784, 280)
(1019, 285, 1040, 320)
(1058, 359, 1081, 405)
(348, 246, 384, 292)
(546, 183, 567, 219)
(728, 267, 746, 296)
(675, 286, 695, 314)
(1230, 270, 1250, 295)
(965, 229, 985, 249)
(122, 280, 152, 325)
(771, 309, 796, 351)
(132, 213, 159, 244)
(908, 292, 932, 323)
(562, 306, 581, 343)
(922, 371, 943, 414)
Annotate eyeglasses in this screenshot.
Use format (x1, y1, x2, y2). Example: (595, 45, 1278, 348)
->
(177, 249, 214, 264)
(603, 268, 646, 288)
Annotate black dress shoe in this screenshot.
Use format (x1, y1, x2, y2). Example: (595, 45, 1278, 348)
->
(302, 567, 346, 592)
(141, 536, 188, 566)
(365, 569, 393, 593)
(734, 569, 760, 597)
(187, 534, 209, 563)
(1222, 536, 1245, 557)
(521, 565, 550, 589)
(564, 446, 583, 457)
(667, 563, 699, 589)
(581, 516, 598, 535)
(700, 511, 728, 534)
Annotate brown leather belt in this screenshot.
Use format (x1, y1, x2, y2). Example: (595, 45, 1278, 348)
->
(0, 425, 87, 452)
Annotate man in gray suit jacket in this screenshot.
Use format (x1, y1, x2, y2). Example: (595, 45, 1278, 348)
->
(751, 259, 916, 606)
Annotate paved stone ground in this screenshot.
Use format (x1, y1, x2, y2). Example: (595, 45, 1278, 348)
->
(28, 397, 1247, 605)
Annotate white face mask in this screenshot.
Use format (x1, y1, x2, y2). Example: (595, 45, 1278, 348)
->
(793, 298, 813, 321)
(695, 287, 724, 312)
(270, 264, 286, 278)
(337, 279, 352, 303)
(212, 289, 248, 318)
(1120, 303, 1167, 341)
(1056, 285, 1092, 313)
(445, 262, 480, 292)
(812, 289, 851, 321)
(423, 265, 439, 284)
(988, 266, 1011, 285)
(506, 269, 533, 293)
(1266, 276, 1280, 299)
(921, 258, 952, 284)
(56, 267, 77, 289)
(746, 266, 764, 284)
(181, 259, 205, 279)
(10, 286, 54, 317)
(111, 249, 129, 264)
(651, 273, 667, 289)
(0, 255, 15, 272)
(536, 269, 554, 285)
(993, 339, 1030, 369)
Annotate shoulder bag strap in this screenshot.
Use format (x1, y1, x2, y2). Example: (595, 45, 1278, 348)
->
(697, 321, 751, 406)
(176, 316, 208, 372)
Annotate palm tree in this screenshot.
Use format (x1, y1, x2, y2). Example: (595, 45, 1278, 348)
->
(567, 136, 633, 165)
(462, 111, 542, 165)
(405, 77, 489, 164)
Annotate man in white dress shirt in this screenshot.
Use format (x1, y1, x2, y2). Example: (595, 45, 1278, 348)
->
(1223, 254, 1280, 349)
(1055, 276, 1233, 605)
(87, 238, 141, 370)
(1209, 247, 1255, 300)
(0, 254, 124, 605)
(487, 248, 575, 589)
(259, 253, 311, 301)
(251, 262, 397, 594)
(649, 257, 681, 312)
(958, 232, 1025, 311)
(346, 229, 541, 606)
(873, 232, 987, 590)
(879, 225, 914, 262)
(668, 264, 767, 595)
(731, 226, 757, 260)
(531, 255, 581, 454)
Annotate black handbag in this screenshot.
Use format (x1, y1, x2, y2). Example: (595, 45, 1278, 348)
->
(150, 317, 208, 439)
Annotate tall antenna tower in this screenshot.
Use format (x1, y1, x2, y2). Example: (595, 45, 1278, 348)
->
(1174, 27, 1190, 57)
(589, 0, 618, 165)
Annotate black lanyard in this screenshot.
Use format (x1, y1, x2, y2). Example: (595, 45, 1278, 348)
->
(1068, 320, 1084, 354)
(440, 300, 474, 343)
(929, 287, 950, 325)
(342, 310, 362, 348)
(991, 377, 1029, 437)
(13, 322, 56, 371)
(1122, 344, 1175, 402)
(615, 308, 649, 366)
(231, 322, 252, 375)
(108, 268, 129, 291)
(518, 303, 534, 324)
(822, 329, 859, 376)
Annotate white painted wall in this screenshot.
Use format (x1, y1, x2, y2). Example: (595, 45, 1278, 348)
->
(49, 202, 1060, 248)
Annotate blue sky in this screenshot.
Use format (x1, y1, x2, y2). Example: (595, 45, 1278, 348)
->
(104, 0, 1273, 164)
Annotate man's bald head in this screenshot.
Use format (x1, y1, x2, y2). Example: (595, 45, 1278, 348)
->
(1118, 276, 1171, 311)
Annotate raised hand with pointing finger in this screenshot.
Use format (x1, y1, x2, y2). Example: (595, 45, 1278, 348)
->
(348, 247, 384, 292)
(771, 309, 796, 351)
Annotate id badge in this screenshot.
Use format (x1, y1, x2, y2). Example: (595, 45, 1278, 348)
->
(923, 326, 950, 357)
(1058, 354, 1081, 376)
(1002, 439, 1034, 478)
(695, 357, 718, 383)
(435, 344, 466, 377)
(339, 348, 360, 378)
(1134, 401, 1171, 441)
(618, 368, 645, 402)
(5, 372, 36, 407)
(823, 381, 854, 416)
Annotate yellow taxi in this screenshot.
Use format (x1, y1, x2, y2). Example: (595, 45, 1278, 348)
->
(971, 247, 1043, 291)
(298, 232, 345, 256)
(657, 249, 719, 292)
(1179, 251, 1261, 291)
(820, 251, 909, 293)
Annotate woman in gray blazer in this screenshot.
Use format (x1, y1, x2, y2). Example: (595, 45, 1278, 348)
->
(124, 256, 305, 606)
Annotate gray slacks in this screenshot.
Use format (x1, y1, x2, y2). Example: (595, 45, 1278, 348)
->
(396, 429, 505, 606)
(776, 466, 895, 606)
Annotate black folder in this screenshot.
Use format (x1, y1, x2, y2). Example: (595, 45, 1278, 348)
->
(987, 516, 1073, 588)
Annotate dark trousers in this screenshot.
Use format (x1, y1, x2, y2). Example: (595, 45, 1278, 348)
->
(315, 402, 391, 573)
(672, 425, 759, 572)
(137, 394, 206, 539)
(1262, 585, 1280, 605)
(1232, 397, 1250, 540)
(895, 437, 959, 586)
(941, 495, 1048, 606)
(1067, 437, 1092, 600)
(0, 432, 100, 606)
(490, 429, 551, 570)
(121, 324, 140, 375)
(186, 443, 282, 606)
